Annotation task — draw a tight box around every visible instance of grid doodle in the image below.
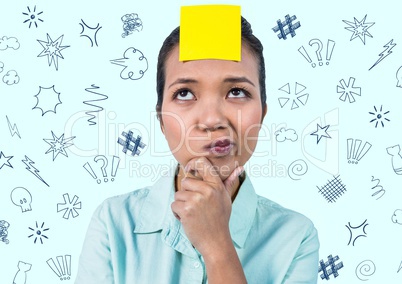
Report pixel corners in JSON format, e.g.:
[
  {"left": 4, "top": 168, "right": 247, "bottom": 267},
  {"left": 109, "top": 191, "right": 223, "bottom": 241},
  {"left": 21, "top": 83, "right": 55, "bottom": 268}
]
[
  {"left": 318, "top": 254, "right": 344, "bottom": 280},
  {"left": 317, "top": 175, "right": 347, "bottom": 203},
  {"left": 272, "top": 14, "right": 300, "bottom": 40},
  {"left": 118, "top": 130, "right": 146, "bottom": 156}
]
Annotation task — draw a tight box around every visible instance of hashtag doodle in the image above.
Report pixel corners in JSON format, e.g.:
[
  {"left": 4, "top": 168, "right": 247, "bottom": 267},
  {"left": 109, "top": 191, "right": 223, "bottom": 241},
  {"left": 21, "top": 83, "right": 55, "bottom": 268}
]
[
  {"left": 317, "top": 175, "right": 347, "bottom": 203},
  {"left": 272, "top": 14, "right": 301, "bottom": 40},
  {"left": 117, "top": 130, "right": 146, "bottom": 156},
  {"left": 318, "top": 255, "right": 344, "bottom": 280}
]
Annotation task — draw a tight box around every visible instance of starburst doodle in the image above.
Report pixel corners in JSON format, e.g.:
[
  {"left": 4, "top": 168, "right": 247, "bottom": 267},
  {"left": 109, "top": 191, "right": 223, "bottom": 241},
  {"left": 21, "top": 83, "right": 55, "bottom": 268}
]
[
  {"left": 343, "top": 15, "right": 375, "bottom": 45},
  {"left": 22, "top": 5, "right": 44, "bottom": 28},
  {"left": 37, "top": 34, "right": 70, "bottom": 70},
  {"left": 369, "top": 105, "right": 390, "bottom": 128},
  {"left": 44, "top": 131, "right": 76, "bottom": 161},
  {"left": 28, "top": 221, "right": 49, "bottom": 244}
]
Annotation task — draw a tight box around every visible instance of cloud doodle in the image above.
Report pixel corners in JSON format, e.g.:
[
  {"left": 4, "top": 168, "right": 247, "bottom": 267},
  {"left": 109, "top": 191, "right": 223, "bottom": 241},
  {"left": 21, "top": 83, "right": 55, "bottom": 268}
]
[
  {"left": 0, "top": 36, "right": 20, "bottom": 50},
  {"left": 2, "top": 70, "right": 20, "bottom": 85},
  {"left": 110, "top": 47, "right": 148, "bottom": 80}
]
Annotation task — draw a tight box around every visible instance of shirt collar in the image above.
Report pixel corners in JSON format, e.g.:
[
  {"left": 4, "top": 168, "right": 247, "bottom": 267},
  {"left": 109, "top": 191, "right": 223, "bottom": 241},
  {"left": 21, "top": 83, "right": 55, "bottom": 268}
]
[{"left": 133, "top": 163, "right": 258, "bottom": 248}]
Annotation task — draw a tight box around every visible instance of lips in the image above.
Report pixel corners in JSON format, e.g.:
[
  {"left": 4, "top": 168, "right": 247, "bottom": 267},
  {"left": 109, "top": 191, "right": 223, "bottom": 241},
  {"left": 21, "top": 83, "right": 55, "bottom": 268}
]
[{"left": 204, "top": 138, "right": 234, "bottom": 155}]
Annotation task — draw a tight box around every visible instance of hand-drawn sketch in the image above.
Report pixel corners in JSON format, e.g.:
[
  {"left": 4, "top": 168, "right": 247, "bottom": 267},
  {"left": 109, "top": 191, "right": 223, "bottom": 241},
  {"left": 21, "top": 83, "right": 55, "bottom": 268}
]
[
  {"left": 37, "top": 34, "right": 70, "bottom": 70},
  {"left": 318, "top": 255, "right": 344, "bottom": 280},
  {"left": 11, "top": 187, "right": 33, "bottom": 212},
  {"left": 346, "top": 138, "right": 372, "bottom": 164},
  {"left": 0, "top": 36, "right": 20, "bottom": 50},
  {"left": 391, "top": 209, "right": 402, "bottom": 225},
  {"left": 275, "top": 127, "right": 298, "bottom": 142},
  {"left": 346, "top": 219, "right": 368, "bottom": 246},
  {"left": 277, "top": 82, "right": 309, "bottom": 110},
  {"left": 337, "top": 77, "right": 361, "bottom": 103},
  {"left": 28, "top": 221, "right": 49, "bottom": 244},
  {"left": 83, "top": 84, "right": 108, "bottom": 126},
  {"left": 370, "top": 176, "right": 385, "bottom": 200},
  {"left": 2, "top": 70, "right": 19, "bottom": 85},
  {"left": 342, "top": 15, "right": 375, "bottom": 45},
  {"left": 22, "top": 5, "right": 43, "bottom": 28},
  {"left": 6, "top": 115, "right": 21, "bottom": 138},
  {"left": 57, "top": 193, "right": 82, "bottom": 219},
  {"left": 110, "top": 47, "right": 148, "bottom": 80},
  {"left": 84, "top": 155, "right": 121, "bottom": 183},
  {"left": 32, "top": 85, "right": 62, "bottom": 116},
  {"left": 299, "top": 38, "right": 335, "bottom": 67},
  {"left": 386, "top": 145, "right": 402, "bottom": 175},
  {"left": 0, "top": 220, "right": 10, "bottom": 244},
  {"left": 0, "top": 151, "right": 13, "bottom": 170},
  {"left": 272, "top": 14, "right": 300, "bottom": 40},
  {"left": 369, "top": 105, "right": 390, "bottom": 127},
  {"left": 47, "top": 255, "right": 72, "bottom": 280},
  {"left": 396, "top": 66, "right": 402, "bottom": 88},
  {"left": 0, "top": 61, "right": 3, "bottom": 72},
  {"left": 310, "top": 124, "right": 331, "bottom": 144},
  {"left": 118, "top": 130, "right": 146, "bottom": 156},
  {"left": 369, "top": 39, "right": 396, "bottom": 71},
  {"left": 13, "top": 261, "right": 32, "bottom": 284},
  {"left": 121, "top": 13, "right": 143, "bottom": 37},
  {"left": 355, "top": 260, "right": 376, "bottom": 281},
  {"left": 398, "top": 261, "right": 402, "bottom": 273},
  {"left": 79, "top": 19, "right": 102, "bottom": 47},
  {"left": 288, "top": 159, "right": 308, "bottom": 180},
  {"left": 22, "top": 155, "right": 49, "bottom": 187},
  {"left": 317, "top": 175, "right": 347, "bottom": 203},
  {"left": 43, "top": 131, "right": 76, "bottom": 161}
]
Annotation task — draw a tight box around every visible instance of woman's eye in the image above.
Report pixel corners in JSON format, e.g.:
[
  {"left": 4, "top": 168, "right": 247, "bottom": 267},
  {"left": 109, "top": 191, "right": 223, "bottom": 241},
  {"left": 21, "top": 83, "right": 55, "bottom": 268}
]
[
  {"left": 228, "top": 88, "right": 247, "bottom": 98},
  {"left": 175, "top": 90, "right": 195, "bottom": 100}
]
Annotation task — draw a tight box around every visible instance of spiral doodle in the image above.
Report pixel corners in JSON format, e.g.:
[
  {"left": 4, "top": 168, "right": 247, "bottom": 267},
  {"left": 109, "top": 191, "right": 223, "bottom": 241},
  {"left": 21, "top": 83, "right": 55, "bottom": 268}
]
[
  {"left": 288, "top": 159, "right": 308, "bottom": 180},
  {"left": 355, "top": 260, "right": 376, "bottom": 281}
]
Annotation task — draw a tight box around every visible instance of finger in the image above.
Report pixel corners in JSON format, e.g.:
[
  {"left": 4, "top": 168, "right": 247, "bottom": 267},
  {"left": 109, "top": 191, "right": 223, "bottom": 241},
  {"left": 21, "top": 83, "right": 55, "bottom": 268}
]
[
  {"left": 184, "top": 157, "right": 221, "bottom": 185},
  {"left": 223, "top": 165, "right": 244, "bottom": 194}
]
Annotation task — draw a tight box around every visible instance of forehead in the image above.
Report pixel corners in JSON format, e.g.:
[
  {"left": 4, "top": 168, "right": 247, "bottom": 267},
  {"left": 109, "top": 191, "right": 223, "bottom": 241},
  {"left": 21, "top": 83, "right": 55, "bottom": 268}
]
[{"left": 164, "top": 44, "right": 259, "bottom": 84}]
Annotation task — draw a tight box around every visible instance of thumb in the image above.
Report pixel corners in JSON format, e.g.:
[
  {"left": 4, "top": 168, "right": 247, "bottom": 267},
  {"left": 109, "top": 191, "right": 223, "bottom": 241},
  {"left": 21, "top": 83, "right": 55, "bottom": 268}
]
[{"left": 223, "top": 166, "right": 244, "bottom": 193}]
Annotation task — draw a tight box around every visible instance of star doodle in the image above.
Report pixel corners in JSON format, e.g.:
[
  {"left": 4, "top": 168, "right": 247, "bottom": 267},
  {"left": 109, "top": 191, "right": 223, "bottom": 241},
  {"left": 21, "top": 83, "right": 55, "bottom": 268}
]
[
  {"left": 44, "top": 131, "right": 76, "bottom": 161},
  {"left": 37, "top": 34, "right": 70, "bottom": 70},
  {"left": 343, "top": 15, "right": 375, "bottom": 45},
  {"left": 0, "top": 151, "right": 14, "bottom": 170},
  {"left": 310, "top": 124, "right": 331, "bottom": 144}
]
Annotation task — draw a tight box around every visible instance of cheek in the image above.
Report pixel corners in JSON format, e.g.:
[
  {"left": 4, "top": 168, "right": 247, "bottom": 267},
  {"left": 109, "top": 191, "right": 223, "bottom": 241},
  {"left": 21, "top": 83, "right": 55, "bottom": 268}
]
[
  {"left": 238, "top": 109, "right": 263, "bottom": 151},
  {"left": 162, "top": 114, "right": 185, "bottom": 148}
]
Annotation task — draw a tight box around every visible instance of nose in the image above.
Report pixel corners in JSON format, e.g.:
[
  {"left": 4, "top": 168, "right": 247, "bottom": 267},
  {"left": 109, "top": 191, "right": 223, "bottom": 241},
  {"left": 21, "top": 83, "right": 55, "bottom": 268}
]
[{"left": 196, "top": 96, "right": 228, "bottom": 131}]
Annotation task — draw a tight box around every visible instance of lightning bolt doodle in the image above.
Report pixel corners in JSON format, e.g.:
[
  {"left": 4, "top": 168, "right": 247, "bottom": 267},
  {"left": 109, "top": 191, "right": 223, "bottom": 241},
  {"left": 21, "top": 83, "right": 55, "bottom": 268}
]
[
  {"left": 83, "top": 84, "right": 108, "bottom": 126},
  {"left": 6, "top": 115, "right": 21, "bottom": 138},
  {"left": 369, "top": 39, "right": 396, "bottom": 71},
  {"left": 22, "top": 156, "right": 49, "bottom": 187}
]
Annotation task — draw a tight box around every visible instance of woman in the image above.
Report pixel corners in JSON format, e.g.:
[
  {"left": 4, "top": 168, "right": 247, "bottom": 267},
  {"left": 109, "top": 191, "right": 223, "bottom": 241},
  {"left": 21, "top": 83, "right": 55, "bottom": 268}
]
[{"left": 75, "top": 16, "right": 319, "bottom": 284}]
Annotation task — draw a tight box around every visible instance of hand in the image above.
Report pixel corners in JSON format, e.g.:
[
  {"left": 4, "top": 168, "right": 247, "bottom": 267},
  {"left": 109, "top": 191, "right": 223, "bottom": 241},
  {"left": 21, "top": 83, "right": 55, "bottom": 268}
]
[{"left": 171, "top": 157, "right": 244, "bottom": 256}]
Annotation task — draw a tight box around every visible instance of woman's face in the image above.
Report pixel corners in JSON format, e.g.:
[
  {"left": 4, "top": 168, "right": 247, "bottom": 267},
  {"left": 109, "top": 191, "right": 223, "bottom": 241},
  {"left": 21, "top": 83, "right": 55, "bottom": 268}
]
[{"left": 161, "top": 44, "right": 267, "bottom": 180}]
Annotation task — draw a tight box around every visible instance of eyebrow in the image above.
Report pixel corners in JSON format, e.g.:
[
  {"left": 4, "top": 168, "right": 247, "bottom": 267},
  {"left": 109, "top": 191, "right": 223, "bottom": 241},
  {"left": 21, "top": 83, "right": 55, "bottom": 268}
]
[{"left": 168, "top": 76, "right": 255, "bottom": 89}]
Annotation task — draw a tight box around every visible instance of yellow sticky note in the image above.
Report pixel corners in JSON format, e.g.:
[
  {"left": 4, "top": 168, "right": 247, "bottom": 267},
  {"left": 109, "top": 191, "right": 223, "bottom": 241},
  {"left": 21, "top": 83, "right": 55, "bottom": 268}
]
[{"left": 180, "top": 5, "right": 241, "bottom": 61}]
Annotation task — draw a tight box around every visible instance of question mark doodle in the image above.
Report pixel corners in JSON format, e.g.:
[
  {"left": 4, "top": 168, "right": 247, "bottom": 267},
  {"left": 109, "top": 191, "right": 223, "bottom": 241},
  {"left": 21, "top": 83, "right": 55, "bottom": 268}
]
[
  {"left": 309, "top": 39, "right": 323, "bottom": 67},
  {"left": 94, "top": 155, "right": 108, "bottom": 183}
]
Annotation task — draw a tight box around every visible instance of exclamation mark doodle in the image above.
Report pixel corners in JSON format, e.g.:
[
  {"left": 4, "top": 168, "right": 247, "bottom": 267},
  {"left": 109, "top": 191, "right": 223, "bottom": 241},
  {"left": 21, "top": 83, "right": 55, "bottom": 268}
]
[
  {"left": 94, "top": 155, "right": 108, "bottom": 183},
  {"left": 298, "top": 46, "right": 313, "bottom": 66},
  {"left": 46, "top": 254, "right": 72, "bottom": 280},
  {"left": 111, "top": 156, "right": 120, "bottom": 181},
  {"left": 83, "top": 162, "right": 97, "bottom": 181},
  {"left": 326, "top": 39, "right": 336, "bottom": 65}
]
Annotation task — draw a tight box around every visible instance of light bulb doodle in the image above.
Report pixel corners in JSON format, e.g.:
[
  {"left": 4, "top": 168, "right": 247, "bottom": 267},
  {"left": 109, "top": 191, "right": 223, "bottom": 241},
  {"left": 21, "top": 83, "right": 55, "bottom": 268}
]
[
  {"left": 346, "top": 138, "right": 372, "bottom": 164},
  {"left": 0, "top": 151, "right": 13, "bottom": 170},
  {"left": 32, "top": 85, "right": 62, "bottom": 116},
  {"left": 310, "top": 124, "right": 331, "bottom": 144},
  {"left": 277, "top": 82, "right": 309, "bottom": 110},
  {"left": 6, "top": 115, "right": 21, "bottom": 138},
  {"left": 13, "top": 261, "right": 32, "bottom": 284},
  {"left": 369, "top": 105, "right": 390, "bottom": 128},
  {"left": 0, "top": 36, "right": 20, "bottom": 50},
  {"left": 43, "top": 131, "right": 76, "bottom": 161},
  {"left": 386, "top": 145, "right": 402, "bottom": 175},
  {"left": 110, "top": 47, "right": 148, "bottom": 80},
  {"left": 288, "top": 159, "right": 308, "bottom": 180},
  {"left": 57, "top": 193, "right": 82, "bottom": 219},
  {"left": 28, "top": 221, "right": 49, "bottom": 244},
  {"left": 79, "top": 19, "right": 102, "bottom": 47},
  {"left": 37, "top": 34, "right": 70, "bottom": 71},
  {"left": 346, "top": 219, "right": 368, "bottom": 246},
  {"left": 121, "top": 13, "right": 143, "bottom": 38},
  {"left": 343, "top": 15, "right": 375, "bottom": 45},
  {"left": 337, "top": 77, "right": 361, "bottom": 103},
  {"left": 84, "top": 155, "right": 121, "bottom": 184},
  {"left": 11, "top": 187, "right": 32, "bottom": 212},
  {"left": 369, "top": 39, "right": 396, "bottom": 71},
  {"left": 118, "top": 130, "right": 146, "bottom": 156},
  {"left": 22, "top": 5, "right": 43, "bottom": 28},
  {"left": 47, "top": 254, "right": 72, "bottom": 280},
  {"left": 83, "top": 84, "right": 108, "bottom": 126},
  {"left": 299, "top": 38, "right": 335, "bottom": 67},
  {"left": 0, "top": 220, "right": 10, "bottom": 244},
  {"left": 22, "top": 155, "right": 49, "bottom": 187}
]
